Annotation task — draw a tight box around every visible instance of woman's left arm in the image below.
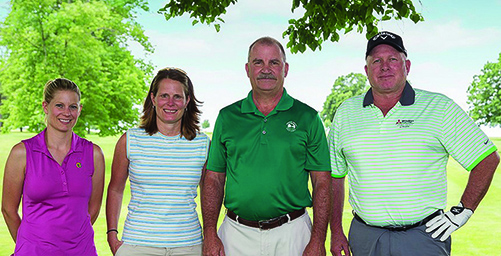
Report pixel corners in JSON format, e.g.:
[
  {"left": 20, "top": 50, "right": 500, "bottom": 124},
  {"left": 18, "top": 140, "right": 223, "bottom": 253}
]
[
  {"left": 1, "top": 142, "right": 27, "bottom": 242},
  {"left": 89, "top": 144, "right": 105, "bottom": 224}
]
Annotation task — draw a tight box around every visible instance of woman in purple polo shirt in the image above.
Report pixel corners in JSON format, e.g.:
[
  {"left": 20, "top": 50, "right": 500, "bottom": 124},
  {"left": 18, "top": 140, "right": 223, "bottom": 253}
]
[{"left": 1, "top": 78, "right": 105, "bottom": 256}]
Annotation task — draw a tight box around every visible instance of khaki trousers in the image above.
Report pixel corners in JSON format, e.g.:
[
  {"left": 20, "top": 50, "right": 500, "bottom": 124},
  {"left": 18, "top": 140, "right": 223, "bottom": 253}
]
[
  {"left": 217, "top": 212, "right": 312, "bottom": 256},
  {"left": 115, "top": 243, "right": 202, "bottom": 256}
]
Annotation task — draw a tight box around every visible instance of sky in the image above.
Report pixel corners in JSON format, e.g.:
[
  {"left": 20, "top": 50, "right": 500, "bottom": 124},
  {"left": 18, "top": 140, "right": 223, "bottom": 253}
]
[{"left": 1, "top": 0, "right": 501, "bottom": 136}]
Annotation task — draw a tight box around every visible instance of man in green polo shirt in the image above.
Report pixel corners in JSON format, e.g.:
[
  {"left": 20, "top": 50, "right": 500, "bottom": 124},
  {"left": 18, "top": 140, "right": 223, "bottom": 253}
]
[
  {"left": 329, "top": 31, "right": 500, "bottom": 256},
  {"left": 202, "top": 36, "right": 331, "bottom": 256}
]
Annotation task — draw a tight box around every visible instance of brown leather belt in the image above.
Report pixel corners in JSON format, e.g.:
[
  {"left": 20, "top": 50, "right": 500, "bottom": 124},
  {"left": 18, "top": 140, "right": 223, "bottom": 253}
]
[
  {"left": 227, "top": 208, "right": 305, "bottom": 230},
  {"left": 353, "top": 210, "right": 443, "bottom": 231}
]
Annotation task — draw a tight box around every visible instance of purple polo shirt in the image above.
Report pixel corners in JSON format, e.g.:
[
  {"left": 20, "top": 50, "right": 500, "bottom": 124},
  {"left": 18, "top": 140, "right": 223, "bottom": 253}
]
[{"left": 14, "top": 129, "right": 97, "bottom": 256}]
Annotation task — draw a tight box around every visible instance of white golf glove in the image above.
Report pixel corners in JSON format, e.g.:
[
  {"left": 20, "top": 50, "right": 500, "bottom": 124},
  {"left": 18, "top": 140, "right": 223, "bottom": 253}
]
[{"left": 425, "top": 202, "right": 473, "bottom": 241}]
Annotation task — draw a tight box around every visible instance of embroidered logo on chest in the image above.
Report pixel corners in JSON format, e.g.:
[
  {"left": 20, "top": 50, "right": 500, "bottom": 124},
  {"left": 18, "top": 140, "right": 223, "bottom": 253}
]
[
  {"left": 286, "top": 121, "right": 297, "bottom": 132},
  {"left": 396, "top": 119, "right": 414, "bottom": 128}
]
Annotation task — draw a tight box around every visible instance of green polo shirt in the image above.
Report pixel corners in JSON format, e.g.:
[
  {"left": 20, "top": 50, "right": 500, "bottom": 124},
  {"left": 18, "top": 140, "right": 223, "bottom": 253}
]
[
  {"left": 329, "top": 82, "right": 497, "bottom": 226},
  {"left": 207, "top": 89, "right": 330, "bottom": 221}
]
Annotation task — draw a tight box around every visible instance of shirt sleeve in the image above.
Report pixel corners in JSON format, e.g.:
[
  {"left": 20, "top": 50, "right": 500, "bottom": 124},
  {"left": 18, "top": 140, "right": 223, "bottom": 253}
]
[
  {"left": 206, "top": 111, "right": 227, "bottom": 173},
  {"left": 305, "top": 113, "right": 331, "bottom": 172},
  {"left": 329, "top": 108, "right": 348, "bottom": 178},
  {"left": 441, "top": 98, "right": 497, "bottom": 171}
]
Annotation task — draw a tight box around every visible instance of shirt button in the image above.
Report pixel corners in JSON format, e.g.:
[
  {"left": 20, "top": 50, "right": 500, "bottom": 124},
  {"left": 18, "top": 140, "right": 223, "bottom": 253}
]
[
  {"left": 263, "top": 118, "right": 267, "bottom": 123},
  {"left": 262, "top": 130, "right": 266, "bottom": 135}
]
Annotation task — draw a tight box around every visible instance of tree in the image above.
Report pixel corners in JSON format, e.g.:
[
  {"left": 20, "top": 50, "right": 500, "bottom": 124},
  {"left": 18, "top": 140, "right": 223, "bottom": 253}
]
[
  {"left": 202, "top": 119, "right": 210, "bottom": 129},
  {"left": 0, "top": 0, "right": 153, "bottom": 136},
  {"left": 321, "top": 73, "right": 368, "bottom": 127},
  {"left": 467, "top": 52, "right": 501, "bottom": 127},
  {"left": 158, "top": 0, "right": 423, "bottom": 53}
]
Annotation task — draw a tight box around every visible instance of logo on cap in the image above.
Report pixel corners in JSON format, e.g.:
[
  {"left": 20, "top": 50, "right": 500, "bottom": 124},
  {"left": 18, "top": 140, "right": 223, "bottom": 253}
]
[{"left": 372, "top": 31, "right": 396, "bottom": 41}]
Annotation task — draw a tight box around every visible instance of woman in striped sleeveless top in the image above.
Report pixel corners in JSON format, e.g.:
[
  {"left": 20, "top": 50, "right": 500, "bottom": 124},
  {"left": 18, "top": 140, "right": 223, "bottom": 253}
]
[{"left": 106, "top": 68, "right": 210, "bottom": 256}]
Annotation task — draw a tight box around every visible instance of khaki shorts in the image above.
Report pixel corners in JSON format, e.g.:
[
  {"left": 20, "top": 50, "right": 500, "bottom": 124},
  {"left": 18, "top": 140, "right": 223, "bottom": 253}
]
[{"left": 115, "top": 243, "right": 202, "bottom": 256}]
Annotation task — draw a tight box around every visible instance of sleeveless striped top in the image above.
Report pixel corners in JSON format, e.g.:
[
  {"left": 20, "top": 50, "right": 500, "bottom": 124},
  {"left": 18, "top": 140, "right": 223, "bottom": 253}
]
[{"left": 122, "top": 128, "right": 210, "bottom": 247}]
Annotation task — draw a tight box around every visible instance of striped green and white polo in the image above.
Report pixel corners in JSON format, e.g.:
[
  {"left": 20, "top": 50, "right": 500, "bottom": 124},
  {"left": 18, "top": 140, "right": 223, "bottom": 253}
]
[{"left": 329, "top": 82, "right": 497, "bottom": 226}]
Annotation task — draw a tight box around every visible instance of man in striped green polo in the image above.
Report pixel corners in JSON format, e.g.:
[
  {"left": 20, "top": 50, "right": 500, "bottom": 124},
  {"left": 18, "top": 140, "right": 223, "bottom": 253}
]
[{"left": 329, "top": 31, "right": 500, "bottom": 256}]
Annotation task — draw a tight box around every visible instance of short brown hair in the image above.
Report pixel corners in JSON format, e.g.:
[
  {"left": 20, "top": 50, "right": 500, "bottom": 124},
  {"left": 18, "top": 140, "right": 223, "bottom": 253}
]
[{"left": 248, "top": 36, "right": 287, "bottom": 62}]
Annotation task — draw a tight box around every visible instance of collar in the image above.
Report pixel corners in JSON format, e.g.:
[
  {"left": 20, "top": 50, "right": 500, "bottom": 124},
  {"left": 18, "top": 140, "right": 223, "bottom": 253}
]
[
  {"left": 241, "top": 88, "right": 294, "bottom": 115},
  {"left": 363, "top": 81, "right": 415, "bottom": 107},
  {"left": 31, "top": 129, "right": 82, "bottom": 156}
]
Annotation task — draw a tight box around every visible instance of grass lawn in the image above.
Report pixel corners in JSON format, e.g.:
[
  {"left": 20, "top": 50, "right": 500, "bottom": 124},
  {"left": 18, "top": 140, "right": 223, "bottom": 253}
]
[{"left": 0, "top": 132, "right": 500, "bottom": 255}]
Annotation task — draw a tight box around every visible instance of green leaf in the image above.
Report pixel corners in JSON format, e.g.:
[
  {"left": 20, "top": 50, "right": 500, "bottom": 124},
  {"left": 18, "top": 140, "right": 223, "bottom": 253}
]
[
  {"left": 298, "top": 43, "right": 306, "bottom": 53},
  {"left": 410, "top": 13, "right": 422, "bottom": 23}
]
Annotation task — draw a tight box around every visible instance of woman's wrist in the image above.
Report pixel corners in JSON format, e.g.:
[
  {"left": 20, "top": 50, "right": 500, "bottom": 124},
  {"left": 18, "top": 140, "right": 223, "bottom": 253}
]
[{"left": 106, "top": 229, "right": 118, "bottom": 235}]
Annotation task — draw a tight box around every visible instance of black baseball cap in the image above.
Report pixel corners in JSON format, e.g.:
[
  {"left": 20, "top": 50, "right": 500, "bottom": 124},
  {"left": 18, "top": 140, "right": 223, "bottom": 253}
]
[{"left": 366, "top": 31, "right": 407, "bottom": 58}]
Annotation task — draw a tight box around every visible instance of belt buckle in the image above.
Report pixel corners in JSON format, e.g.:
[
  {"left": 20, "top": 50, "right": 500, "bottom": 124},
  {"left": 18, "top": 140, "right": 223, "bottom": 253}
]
[
  {"left": 258, "top": 216, "right": 281, "bottom": 230},
  {"left": 385, "top": 225, "right": 408, "bottom": 231}
]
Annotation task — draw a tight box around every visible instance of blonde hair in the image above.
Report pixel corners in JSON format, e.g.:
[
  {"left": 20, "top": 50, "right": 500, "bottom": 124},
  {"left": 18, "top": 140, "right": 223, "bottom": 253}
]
[{"left": 44, "top": 78, "right": 81, "bottom": 103}]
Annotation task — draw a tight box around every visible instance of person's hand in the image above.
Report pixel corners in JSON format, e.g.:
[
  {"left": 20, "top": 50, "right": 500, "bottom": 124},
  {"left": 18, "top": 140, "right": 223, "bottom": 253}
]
[
  {"left": 107, "top": 233, "right": 124, "bottom": 255},
  {"left": 303, "top": 238, "right": 326, "bottom": 256},
  {"left": 330, "top": 231, "right": 351, "bottom": 256},
  {"left": 425, "top": 202, "right": 473, "bottom": 241},
  {"left": 202, "top": 233, "right": 225, "bottom": 256}
]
